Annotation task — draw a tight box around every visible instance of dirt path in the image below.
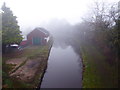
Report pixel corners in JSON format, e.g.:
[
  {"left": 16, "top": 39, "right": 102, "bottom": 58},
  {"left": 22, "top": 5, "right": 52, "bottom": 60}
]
[{"left": 10, "top": 58, "right": 42, "bottom": 83}]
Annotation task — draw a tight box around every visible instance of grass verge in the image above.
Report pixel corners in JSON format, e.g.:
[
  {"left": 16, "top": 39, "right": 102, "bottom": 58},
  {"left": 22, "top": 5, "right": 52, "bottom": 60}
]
[{"left": 80, "top": 42, "right": 118, "bottom": 88}]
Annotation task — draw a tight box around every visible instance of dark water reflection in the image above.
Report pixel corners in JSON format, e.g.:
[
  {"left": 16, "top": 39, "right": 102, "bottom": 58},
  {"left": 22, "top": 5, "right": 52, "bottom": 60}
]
[{"left": 40, "top": 40, "right": 82, "bottom": 88}]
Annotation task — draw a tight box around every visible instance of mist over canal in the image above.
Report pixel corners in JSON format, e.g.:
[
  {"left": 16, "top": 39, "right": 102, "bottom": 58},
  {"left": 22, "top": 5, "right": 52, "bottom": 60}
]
[{"left": 40, "top": 40, "right": 83, "bottom": 88}]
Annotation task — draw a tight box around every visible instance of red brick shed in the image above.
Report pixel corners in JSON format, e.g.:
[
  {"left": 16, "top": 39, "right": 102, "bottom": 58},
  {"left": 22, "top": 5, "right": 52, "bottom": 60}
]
[{"left": 27, "top": 27, "right": 49, "bottom": 45}]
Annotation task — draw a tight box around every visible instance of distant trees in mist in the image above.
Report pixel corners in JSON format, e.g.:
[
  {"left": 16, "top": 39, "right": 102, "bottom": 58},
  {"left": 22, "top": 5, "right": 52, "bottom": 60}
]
[{"left": 73, "top": 1, "right": 119, "bottom": 61}]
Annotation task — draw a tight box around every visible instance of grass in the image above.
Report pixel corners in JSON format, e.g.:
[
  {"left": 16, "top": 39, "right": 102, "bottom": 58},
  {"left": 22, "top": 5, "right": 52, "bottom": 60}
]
[
  {"left": 3, "top": 46, "right": 48, "bottom": 60},
  {"left": 80, "top": 41, "right": 118, "bottom": 88},
  {"left": 2, "top": 45, "right": 51, "bottom": 88}
]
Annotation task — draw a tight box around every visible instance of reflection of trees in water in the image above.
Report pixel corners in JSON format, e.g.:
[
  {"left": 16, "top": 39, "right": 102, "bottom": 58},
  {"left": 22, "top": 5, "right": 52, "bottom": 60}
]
[
  {"left": 53, "top": 35, "right": 81, "bottom": 56},
  {"left": 67, "top": 39, "right": 81, "bottom": 56},
  {"left": 53, "top": 34, "right": 81, "bottom": 56},
  {"left": 52, "top": 36, "right": 83, "bottom": 71},
  {"left": 53, "top": 38, "right": 70, "bottom": 49},
  {"left": 67, "top": 39, "right": 83, "bottom": 74}
]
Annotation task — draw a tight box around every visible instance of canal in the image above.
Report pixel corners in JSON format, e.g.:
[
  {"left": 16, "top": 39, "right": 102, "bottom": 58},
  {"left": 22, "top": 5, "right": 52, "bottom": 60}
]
[{"left": 40, "top": 42, "right": 82, "bottom": 88}]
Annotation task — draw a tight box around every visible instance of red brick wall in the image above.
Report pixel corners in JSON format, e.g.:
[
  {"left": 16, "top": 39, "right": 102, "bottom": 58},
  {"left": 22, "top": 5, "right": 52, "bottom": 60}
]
[{"left": 20, "top": 40, "right": 27, "bottom": 46}]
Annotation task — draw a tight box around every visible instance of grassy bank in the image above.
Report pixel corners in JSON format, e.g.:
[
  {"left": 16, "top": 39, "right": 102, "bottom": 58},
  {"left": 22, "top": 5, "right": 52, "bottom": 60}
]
[
  {"left": 2, "top": 45, "right": 51, "bottom": 88},
  {"left": 80, "top": 42, "right": 118, "bottom": 88}
]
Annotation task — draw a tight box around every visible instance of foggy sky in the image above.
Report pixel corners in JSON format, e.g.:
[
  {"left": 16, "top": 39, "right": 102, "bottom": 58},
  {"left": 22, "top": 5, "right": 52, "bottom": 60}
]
[{"left": 0, "top": 0, "right": 119, "bottom": 36}]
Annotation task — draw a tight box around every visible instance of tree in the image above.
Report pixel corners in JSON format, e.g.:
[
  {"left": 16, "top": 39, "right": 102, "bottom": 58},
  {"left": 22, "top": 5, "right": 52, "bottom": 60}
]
[
  {"left": 111, "top": 16, "right": 120, "bottom": 54},
  {"left": 82, "top": 1, "right": 118, "bottom": 47},
  {"left": 2, "top": 3, "right": 23, "bottom": 53}
]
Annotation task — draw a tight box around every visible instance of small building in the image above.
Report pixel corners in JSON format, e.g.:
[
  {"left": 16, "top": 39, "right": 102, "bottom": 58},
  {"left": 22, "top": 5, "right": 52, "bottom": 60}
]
[{"left": 27, "top": 27, "right": 49, "bottom": 45}]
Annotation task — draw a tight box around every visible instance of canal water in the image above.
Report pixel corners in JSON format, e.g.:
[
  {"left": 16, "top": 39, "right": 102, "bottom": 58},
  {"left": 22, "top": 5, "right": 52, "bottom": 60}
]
[{"left": 40, "top": 43, "right": 82, "bottom": 88}]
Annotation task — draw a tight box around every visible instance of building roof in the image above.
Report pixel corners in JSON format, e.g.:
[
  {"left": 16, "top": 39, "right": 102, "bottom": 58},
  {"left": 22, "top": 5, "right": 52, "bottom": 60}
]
[{"left": 27, "top": 27, "right": 49, "bottom": 37}]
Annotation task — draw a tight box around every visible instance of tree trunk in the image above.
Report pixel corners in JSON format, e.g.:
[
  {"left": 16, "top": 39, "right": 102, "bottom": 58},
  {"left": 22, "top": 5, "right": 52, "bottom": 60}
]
[{"left": 2, "top": 44, "right": 6, "bottom": 53}]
